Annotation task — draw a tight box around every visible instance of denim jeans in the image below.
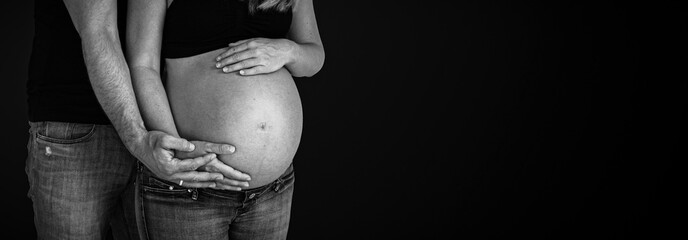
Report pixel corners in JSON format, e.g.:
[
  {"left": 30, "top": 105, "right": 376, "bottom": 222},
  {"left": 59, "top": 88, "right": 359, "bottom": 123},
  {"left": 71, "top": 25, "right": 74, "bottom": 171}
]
[
  {"left": 137, "top": 163, "right": 295, "bottom": 240},
  {"left": 25, "top": 121, "right": 140, "bottom": 240}
]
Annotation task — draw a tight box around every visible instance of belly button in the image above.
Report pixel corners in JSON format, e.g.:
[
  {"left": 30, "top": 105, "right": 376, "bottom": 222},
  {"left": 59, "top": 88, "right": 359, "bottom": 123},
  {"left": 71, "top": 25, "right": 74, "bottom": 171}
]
[{"left": 258, "top": 122, "right": 268, "bottom": 131}]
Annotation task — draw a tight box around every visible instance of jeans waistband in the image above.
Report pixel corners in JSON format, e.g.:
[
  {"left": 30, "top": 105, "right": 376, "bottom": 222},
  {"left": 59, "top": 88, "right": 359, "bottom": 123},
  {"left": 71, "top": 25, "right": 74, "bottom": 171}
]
[
  {"left": 138, "top": 162, "right": 294, "bottom": 200},
  {"left": 28, "top": 121, "right": 115, "bottom": 133}
]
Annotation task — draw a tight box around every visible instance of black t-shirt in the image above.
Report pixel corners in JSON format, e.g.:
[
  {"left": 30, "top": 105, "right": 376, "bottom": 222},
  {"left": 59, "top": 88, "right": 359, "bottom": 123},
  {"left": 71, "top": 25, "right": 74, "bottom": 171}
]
[
  {"left": 161, "top": 0, "right": 292, "bottom": 59},
  {"left": 27, "top": 0, "right": 127, "bottom": 124}
]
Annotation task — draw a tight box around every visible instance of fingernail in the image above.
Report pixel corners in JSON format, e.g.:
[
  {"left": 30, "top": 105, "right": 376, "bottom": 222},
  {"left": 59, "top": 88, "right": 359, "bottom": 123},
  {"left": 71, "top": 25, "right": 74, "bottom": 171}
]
[
  {"left": 239, "top": 70, "right": 244, "bottom": 75},
  {"left": 215, "top": 62, "right": 221, "bottom": 68},
  {"left": 246, "top": 175, "right": 251, "bottom": 181},
  {"left": 189, "top": 143, "right": 195, "bottom": 151},
  {"left": 223, "top": 145, "right": 236, "bottom": 153},
  {"left": 223, "top": 67, "right": 229, "bottom": 72},
  {"left": 216, "top": 56, "right": 221, "bottom": 61},
  {"left": 210, "top": 183, "right": 216, "bottom": 188}
]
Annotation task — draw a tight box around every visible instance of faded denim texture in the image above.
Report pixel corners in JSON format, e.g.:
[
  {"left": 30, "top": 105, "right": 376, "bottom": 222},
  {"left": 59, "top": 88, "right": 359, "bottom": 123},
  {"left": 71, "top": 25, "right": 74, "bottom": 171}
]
[
  {"left": 138, "top": 163, "right": 294, "bottom": 240},
  {"left": 26, "top": 121, "right": 139, "bottom": 240}
]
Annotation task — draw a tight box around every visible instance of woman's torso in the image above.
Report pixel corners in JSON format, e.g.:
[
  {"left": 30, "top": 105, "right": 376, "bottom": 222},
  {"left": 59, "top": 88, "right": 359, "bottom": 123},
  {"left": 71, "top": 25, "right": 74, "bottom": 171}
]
[{"left": 163, "top": 0, "right": 301, "bottom": 188}]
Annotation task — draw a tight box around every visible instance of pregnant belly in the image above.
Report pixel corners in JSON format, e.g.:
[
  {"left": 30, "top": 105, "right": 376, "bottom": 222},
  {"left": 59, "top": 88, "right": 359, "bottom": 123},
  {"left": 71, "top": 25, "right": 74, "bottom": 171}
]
[{"left": 165, "top": 49, "right": 303, "bottom": 188}]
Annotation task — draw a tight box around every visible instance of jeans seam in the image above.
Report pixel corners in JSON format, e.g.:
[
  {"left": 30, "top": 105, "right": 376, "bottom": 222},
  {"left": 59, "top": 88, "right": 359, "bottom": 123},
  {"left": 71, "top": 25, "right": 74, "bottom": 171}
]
[
  {"left": 25, "top": 131, "right": 36, "bottom": 200},
  {"left": 35, "top": 123, "right": 97, "bottom": 144},
  {"left": 136, "top": 163, "right": 150, "bottom": 240},
  {"left": 140, "top": 183, "right": 191, "bottom": 194}
]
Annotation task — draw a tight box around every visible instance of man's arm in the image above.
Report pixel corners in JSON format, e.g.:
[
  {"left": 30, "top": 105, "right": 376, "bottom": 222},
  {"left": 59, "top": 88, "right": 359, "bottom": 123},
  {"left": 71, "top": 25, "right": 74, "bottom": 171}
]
[{"left": 62, "top": 0, "right": 227, "bottom": 187}]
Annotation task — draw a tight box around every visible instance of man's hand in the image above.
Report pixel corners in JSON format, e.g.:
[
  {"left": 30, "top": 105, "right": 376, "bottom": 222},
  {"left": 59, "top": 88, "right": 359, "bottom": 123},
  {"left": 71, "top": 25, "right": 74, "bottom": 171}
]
[
  {"left": 176, "top": 141, "right": 252, "bottom": 191},
  {"left": 135, "top": 131, "right": 226, "bottom": 188}
]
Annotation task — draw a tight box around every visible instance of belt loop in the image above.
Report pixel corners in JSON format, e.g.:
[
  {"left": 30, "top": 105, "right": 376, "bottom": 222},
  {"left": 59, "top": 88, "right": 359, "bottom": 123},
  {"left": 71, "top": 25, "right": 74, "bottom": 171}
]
[
  {"left": 43, "top": 121, "right": 49, "bottom": 137},
  {"left": 274, "top": 178, "right": 283, "bottom": 192},
  {"left": 191, "top": 189, "right": 198, "bottom": 200}
]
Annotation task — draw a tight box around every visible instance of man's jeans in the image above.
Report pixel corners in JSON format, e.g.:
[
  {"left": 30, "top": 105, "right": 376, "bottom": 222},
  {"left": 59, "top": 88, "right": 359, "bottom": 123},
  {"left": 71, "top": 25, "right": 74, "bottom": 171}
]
[
  {"left": 26, "top": 121, "right": 139, "bottom": 239},
  {"left": 138, "top": 163, "right": 295, "bottom": 240}
]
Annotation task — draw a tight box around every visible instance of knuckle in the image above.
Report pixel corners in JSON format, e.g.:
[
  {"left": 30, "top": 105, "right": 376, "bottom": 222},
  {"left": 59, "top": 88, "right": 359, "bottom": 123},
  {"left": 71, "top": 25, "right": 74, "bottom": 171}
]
[
  {"left": 260, "top": 57, "right": 271, "bottom": 65},
  {"left": 160, "top": 134, "right": 173, "bottom": 143},
  {"left": 152, "top": 151, "right": 162, "bottom": 160},
  {"left": 196, "top": 158, "right": 210, "bottom": 166},
  {"left": 157, "top": 136, "right": 169, "bottom": 147},
  {"left": 230, "top": 56, "right": 241, "bottom": 63},
  {"left": 226, "top": 171, "right": 240, "bottom": 178},
  {"left": 248, "top": 68, "right": 260, "bottom": 74},
  {"left": 221, "top": 58, "right": 233, "bottom": 65},
  {"left": 228, "top": 180, "right": 240, "bottom": 185},
  {"left": 201, "top": 143, "right": 213, "bottom": 152},
  {"left": 163, "top": 167, "right": 175, "bottom": 176},
  {"left": 207, "top": 144, "right": 220, "bottom": 152},
  {"left": 236, "top": 52, "right": 247, "bottom": 60}
]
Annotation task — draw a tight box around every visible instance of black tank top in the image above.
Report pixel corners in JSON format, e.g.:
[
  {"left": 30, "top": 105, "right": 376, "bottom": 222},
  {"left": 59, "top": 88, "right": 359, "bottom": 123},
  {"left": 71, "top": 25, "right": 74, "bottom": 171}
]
[
  {"left": 27, "top": 0, "right": 128, "bottom": 124},
  {"left": 162, "top": 0, "right": 292, "bottom": 59}
]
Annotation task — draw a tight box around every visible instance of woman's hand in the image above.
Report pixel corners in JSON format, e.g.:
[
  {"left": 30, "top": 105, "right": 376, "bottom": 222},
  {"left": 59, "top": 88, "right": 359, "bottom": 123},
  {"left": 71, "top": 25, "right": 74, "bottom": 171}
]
[
  {"left": 136, "top": 131, "right": 226, "bottom": 189},
  {"left": 175, "top": 140, "right": 251, "bottom": 190},
  {"left": 200, "top": 158, "right": 251, "bottom": 191},
  {"left": 215, "top": 38, "right": 295, "bottom": 76}
]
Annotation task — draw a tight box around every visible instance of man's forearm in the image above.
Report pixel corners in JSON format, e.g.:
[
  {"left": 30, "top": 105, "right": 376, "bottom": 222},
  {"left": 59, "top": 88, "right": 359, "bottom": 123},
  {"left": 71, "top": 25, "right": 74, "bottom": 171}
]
[{"left": 81, "top": 28, "right": 147, "bottom": 156}]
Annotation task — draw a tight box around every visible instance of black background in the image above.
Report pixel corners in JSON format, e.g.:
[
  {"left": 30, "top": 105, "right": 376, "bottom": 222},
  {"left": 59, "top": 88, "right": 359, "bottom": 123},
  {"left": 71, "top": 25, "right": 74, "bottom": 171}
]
[{"left": 1, "top": 1, "right": 686, "bottom": 239}]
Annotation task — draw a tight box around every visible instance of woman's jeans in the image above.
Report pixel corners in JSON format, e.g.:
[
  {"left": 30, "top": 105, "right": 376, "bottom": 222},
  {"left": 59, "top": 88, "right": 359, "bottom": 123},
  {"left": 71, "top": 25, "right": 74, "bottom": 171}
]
[
  {"left": 25, "top": 121, "right": 139, "bottom": 239},
  {"left": 137, "top": 163, "right": 295, "bottom": 240}
]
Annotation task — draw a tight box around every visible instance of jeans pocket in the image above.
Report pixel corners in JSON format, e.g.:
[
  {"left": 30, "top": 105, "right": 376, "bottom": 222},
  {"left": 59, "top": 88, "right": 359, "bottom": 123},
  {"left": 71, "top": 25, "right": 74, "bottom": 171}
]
[
  {"left": 140, "top": 174, "right": 191, "bottom": 196},
  {"left": 35, "top": 122, "right": 96, "bottom": 144}
]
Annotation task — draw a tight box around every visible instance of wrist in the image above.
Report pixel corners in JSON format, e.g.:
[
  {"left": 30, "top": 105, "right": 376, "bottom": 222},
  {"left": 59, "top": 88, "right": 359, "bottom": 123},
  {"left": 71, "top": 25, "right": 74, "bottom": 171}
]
[
  {"left": 284, "top": 39, "right": 298, "bottom": 68},
  {"left": 121, "top": 122, "right": 149, "bottom": 160}
]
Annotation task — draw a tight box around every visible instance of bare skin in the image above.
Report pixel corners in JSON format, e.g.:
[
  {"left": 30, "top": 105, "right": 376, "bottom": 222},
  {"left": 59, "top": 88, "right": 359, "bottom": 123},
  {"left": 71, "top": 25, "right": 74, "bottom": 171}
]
[
  {"left": 127, "top": 0, "right": 324, "bottom": 189},
  {"left": 166, "top": 49, "right": 303, "bottom": 188},
  {"left": 62, "top": 0, "right": 244, "bottom": 188}
]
